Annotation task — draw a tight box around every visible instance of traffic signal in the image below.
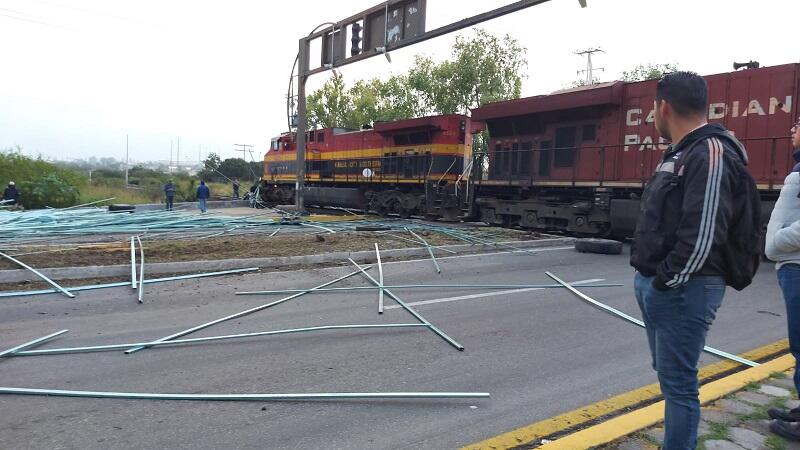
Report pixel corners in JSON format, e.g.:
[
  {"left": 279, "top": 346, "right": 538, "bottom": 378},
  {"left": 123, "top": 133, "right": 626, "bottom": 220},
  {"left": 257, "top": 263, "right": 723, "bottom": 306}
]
[{"left": 351, "top": 22, "right": 362, "bottom": 57}]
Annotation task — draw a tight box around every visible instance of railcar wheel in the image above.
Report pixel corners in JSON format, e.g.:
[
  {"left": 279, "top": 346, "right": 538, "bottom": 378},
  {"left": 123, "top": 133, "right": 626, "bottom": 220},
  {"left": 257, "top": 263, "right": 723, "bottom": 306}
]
[{"left": 574, "top": 238, "right": 623, "bottom": 255}]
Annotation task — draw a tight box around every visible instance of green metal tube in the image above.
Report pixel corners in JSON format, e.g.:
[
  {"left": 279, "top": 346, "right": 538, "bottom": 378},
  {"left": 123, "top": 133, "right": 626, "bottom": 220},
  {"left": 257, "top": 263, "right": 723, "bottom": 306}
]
[
  {"left": 0, "top": 387, "right": 490, "bottom": 401},
  {"left": 349, "top": 258, "right": 464, "bottom": 351},
  {"left": 124, "top": 266, "right": 373, "bottom": 355}
]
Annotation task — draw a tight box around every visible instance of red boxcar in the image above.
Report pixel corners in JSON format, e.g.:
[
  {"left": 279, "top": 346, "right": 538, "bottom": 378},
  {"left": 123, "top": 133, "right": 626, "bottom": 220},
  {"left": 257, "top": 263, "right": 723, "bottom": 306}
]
[{"left": 470, "top": 63, "right": 798, "bottom": 236}]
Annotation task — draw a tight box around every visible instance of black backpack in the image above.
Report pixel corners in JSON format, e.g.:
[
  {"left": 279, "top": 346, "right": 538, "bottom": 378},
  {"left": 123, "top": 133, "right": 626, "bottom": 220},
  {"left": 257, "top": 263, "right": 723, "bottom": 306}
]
[{"left": 674, "top": 134, "right": 762, "bottom": 291}]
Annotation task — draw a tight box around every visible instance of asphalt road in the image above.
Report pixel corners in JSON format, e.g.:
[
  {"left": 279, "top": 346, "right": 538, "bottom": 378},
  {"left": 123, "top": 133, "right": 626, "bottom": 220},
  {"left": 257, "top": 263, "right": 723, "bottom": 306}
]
[{"left": 0, "top": 245, "right": 789, "bottom": 450}]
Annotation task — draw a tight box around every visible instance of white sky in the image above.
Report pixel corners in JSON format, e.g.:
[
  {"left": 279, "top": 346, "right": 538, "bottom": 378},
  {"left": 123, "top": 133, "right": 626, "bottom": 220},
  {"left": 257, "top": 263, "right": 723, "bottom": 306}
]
[{"left": 0, "top": 0, "right": 796, "bottom": 164}]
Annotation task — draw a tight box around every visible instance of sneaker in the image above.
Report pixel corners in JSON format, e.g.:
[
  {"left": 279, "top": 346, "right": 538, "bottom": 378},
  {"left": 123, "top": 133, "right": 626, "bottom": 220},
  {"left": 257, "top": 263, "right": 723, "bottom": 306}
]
[
  {"left": 769, "top": 407, "right": 800, "bottom": 422},
  {"left": 770, "top": 420, "right": 800, "bottom": 441}
]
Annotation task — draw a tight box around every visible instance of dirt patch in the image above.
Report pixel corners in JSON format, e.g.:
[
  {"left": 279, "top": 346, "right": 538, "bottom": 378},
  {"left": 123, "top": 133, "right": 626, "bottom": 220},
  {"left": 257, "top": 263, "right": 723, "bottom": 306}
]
[{"left": 0, "top": 231, "right": 467, "bottom": 270}]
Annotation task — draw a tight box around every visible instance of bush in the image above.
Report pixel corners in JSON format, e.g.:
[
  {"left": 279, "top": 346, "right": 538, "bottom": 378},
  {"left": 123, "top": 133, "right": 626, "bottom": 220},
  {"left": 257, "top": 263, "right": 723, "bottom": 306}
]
[{"left": 19, "top": 174, "right": 81, "bottom": 208}]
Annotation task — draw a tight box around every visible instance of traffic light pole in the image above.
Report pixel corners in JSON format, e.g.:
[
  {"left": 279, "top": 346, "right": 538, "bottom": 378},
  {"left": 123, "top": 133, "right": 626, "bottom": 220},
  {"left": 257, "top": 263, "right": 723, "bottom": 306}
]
[
  {"left": 292, "top": 0, "right": 586, "bottom": 213},
  {"left": 295, "top": 38, "right": 309, "bottom": 213}
]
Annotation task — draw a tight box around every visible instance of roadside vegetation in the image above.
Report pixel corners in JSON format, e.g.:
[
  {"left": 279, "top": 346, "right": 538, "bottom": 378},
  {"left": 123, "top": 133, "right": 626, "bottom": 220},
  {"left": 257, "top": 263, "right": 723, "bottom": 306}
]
[{"left": 1, "top": 147, "right": 255, "bottom": 209}]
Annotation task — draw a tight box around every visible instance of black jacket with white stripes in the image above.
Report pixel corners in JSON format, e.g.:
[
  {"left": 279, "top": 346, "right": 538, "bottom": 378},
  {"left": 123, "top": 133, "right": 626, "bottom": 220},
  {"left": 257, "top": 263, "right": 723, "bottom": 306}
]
[{"left": 630, "top": 123, "right": 751, "bottom": 291}]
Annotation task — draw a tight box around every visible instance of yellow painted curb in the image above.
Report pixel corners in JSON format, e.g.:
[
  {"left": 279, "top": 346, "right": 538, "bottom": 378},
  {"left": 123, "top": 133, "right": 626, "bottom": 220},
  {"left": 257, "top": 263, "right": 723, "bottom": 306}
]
[
  {"left": 537, "top": 354, "right": 795, "bottom": 450},
  {"left": 463, "top": 339, "right": 788, "bottom": 450}
]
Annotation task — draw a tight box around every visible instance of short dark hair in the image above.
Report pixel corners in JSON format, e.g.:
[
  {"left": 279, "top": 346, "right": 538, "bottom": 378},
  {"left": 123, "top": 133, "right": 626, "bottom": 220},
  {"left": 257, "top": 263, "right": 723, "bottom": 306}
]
[{"left": 655, "top": 71, "right": 708, "bottom": 117}]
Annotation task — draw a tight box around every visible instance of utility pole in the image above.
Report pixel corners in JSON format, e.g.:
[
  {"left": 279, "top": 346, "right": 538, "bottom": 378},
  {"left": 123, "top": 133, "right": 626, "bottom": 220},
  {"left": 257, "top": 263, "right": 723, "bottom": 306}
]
[
  {"left": 125, "top": 134, "right": 129, "bottom": 187},
  {"left": 234, "top": 144, "right": 254, "bottom": 160},
  {"left": 176, "top": 137, "right": 180, "bottom": 173},
  {"left": 170, "top": 140, "right": 173, "bottom": 174},
  {"left": 575, "top": 48, "right": 604, "bottom": 85}
]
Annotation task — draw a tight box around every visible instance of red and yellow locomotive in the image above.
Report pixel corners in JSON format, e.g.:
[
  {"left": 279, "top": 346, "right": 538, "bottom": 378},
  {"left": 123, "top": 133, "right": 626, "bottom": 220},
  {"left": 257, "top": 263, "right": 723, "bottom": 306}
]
[{"left": 263, "top": 114, "right": 480, "bottom": 219}]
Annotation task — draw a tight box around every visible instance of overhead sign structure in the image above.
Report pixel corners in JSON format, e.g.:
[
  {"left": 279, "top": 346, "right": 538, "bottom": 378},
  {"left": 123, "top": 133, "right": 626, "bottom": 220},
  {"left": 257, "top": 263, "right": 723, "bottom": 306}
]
[{"left": 293, "top": 0, "right": 588, "bottom": 212}]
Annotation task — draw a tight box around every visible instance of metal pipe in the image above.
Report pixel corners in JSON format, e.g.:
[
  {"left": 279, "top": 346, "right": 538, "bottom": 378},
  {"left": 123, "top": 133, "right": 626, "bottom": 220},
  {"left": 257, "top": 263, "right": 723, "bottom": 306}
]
[
  {"left": 0, "top": 267, "right": 261, "bottom": 299},
  {"left": 0, "top": 330, "right": 69, "bottom": 358},
  {"left": 0, "top": 386, "right": 490, "bottom": 401},
  {"left": 17, "top": 324, "right": 431, "bottom": 357},
  {"left": 544, "top": 272, "right": 759, "bottom": 368},
  {"left": 0, "top": 250, "right": 74, "bottom": 298},
  {"left": 375, "top": 243, "right": 384, "bottom": 314},
  {"left": 385, "top": 233, "right": 457, "bottom": 254},
  {"left": 348, "top": 258, "right": 464, "bottom": 351},
  {"left": 236, "top": 283, "right": 622, "bottom": 295},
  {"left": 58, "top": 197, "right": 116, "bottom": 211},
  {"left": 136, "top": 235, "right": 144, "bottom": 303},
  {"left": 124, "top": 266, "right": 373, "bottom": 354},
  {"left": 269, "top": 228, "right": 281, "bottom": 237},
  {"left": 299, "top": 222, "right": 336, "bottom": 234},
  {"left": 407, "top": 228, "right": 441, "bottom": 274},
  {"left": 130, "top": 236, "right": 137, "bottom": 290}
]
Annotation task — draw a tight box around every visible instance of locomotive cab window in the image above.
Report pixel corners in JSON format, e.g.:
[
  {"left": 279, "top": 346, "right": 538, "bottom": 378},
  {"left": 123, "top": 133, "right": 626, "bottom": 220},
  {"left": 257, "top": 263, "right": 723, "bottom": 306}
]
[
  {"left": 317, "top": 132, "right": 325, "bottom": 142},
  {"left": 553, "top": 126, "right": 576, "bottom": 168},
  {"left": 582, "top": 124, "right": 596, "bottom": 141}
]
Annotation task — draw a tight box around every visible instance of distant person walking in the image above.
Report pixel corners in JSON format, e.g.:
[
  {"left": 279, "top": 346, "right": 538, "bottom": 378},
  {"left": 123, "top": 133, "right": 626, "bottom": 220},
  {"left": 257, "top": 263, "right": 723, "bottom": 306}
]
[
  {"left": 232, "top": 178, "right": 240, "bottom": 199},
  {"left": 196, "top": 180, "right": 210, "bottom": 213},
  {"left": 2, "top": 181, "right": 19, "bottom": 206},
  {"left": 163, "top": 179, "right": 176, "bottom": 211},
  {"left": 765, "top": 116, "right": 800, "bottom": 440},
  {"left": 630, "top": 72, "right": 761, "bottom": 450}
]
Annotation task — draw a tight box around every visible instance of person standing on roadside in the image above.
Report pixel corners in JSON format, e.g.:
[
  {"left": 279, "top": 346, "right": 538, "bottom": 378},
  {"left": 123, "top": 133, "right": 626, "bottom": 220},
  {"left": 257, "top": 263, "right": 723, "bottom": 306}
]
[
  {"left": 630, "top": 72, "right": 761, "bottom": 450},
  {"left": 232, "top": 178, "right": 240, "bottom": 199},
  {"left": 163, "top": 179, "right": 176, "bottom": 211},
  {"left": 2, "top": 181, "right": 19, "bottom": 206},
  {"left": 196, "top": 180, "right": 210, "bottom": 213},
  {"left": 765, "top": 116, "right": 800, "bottom": 440}
]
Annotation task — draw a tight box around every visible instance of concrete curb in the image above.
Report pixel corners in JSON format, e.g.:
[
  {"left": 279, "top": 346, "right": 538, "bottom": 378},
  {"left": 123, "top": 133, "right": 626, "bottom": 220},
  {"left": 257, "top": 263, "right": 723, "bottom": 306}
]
[
  {"left": 0, "top": 238, "right": 575, "bottom": 283},
  {"left": 463, "top": 338, "right": 790, "bottom": 450},
  {"left": 536, "top": 354, "right": 795, "bottom": 450}
]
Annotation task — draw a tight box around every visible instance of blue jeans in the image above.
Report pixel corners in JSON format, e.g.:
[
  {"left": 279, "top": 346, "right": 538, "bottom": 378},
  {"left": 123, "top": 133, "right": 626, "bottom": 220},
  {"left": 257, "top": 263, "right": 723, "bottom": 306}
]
[
  {"left": 778, "top": 264, "right": 800, "bottom": 397},
  {"left": 634, "top": 272, "right": 725, "bottom": 450},
  {"left": 198, "top": 198, "right": 207, "bottom": 213},
  {"left": 165, "top": 196, "right": 174, "bottom": 211}
]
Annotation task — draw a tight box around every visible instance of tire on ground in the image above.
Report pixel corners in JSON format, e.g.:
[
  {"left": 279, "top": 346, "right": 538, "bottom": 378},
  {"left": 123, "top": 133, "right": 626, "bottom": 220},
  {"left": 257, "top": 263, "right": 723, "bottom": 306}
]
[
  {"left": 108, "top": 204, "right": 136, "bottom": 212},
  {"left": 574, "top": 238, "right": 623, "bottom": 255}
]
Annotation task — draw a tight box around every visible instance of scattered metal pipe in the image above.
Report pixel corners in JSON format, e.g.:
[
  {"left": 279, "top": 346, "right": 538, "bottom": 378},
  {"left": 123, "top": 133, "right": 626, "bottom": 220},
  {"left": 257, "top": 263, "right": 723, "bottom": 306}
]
[
  {"left": 0, "top": 386, "right": 490, "bottom": 401},
  {"left": 124, "top": 266, "right": 373, "bottom": 354},
  {"left": 16, "top": 324, "right": 431, "bottom": 357},
  {"left": 136, "top": 235, "right": 144, "bottom": 303},
  {"left": 58, "top": 197, "right": 116, "bottom": 211},
  {"left": 0, "top": 267, "right": 261, "bottom": 299},
  {"left": 544, "top": 271, "right": 758, "bottom": 367},
  {"left": 130, "top": 236, "right": 137, "bottom": 290},
  {"left": 269, "top": 228, "right": 281, "bottom": 237},
  {"left": 349, "top": 258, "right": 464, "bottom": 351},
  {"left": 385, "top": 233, "right": 457, "bottom": 254},
  {"left": 407, "top": 228, "right": 441, "bottom": 274},
  {"left": 236, "top": 282, "right": 622, "bottom": 295},
  {"left": 0, "top": 330, "right": 69, "bottom": 359},
  {"left": 0, "top": 250, "right": 74, "bottom": 298},
  {"left": 375, "top": 243, "right": 384, "bottom": 314}
]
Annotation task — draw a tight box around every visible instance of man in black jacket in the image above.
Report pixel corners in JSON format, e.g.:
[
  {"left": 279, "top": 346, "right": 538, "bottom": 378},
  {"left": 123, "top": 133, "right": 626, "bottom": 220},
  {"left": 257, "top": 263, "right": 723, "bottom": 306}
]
[
  {"left": 631, "top": 72, "right": 753, "bottom": 450},
  {"left": 2, "top": 181, "right": 19, "bottom": 206}
]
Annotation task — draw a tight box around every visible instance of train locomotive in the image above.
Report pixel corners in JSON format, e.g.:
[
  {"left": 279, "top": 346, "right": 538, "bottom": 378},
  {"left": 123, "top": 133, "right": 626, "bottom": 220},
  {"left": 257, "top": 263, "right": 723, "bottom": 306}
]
[{"left": 263, "top": 62, "right": 798, "bottom": 236}]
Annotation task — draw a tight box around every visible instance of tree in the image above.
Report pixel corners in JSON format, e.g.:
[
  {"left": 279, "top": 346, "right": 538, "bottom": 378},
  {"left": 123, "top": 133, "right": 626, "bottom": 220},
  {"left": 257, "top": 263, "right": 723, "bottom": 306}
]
[
  {"left": 217, "top": 158, "right": 253, "bottom": 180},
  {"left": 621, "top": 63, "right": 679, "bottom": 82},
  {"left": 305, "top": 29, "right": 527, "bottom": 131}
]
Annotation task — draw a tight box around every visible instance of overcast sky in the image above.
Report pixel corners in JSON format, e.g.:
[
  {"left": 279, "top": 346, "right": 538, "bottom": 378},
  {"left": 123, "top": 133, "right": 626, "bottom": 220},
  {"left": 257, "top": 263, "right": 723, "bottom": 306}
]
[{"left": 0, "top": 0, "right": 796, "bottom": 164}]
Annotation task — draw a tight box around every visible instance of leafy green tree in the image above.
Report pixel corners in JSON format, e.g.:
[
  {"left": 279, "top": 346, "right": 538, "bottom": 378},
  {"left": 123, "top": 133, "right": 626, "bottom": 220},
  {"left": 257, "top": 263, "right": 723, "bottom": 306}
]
[
  {"left": 217, "top": 158, "right": 252, "bottom": 180},
  {"left": 621, "top": 63, "right": 679, "bottom": 82},
  {"left": 19, "top": 174, "right": 80, "bottom": 209}
]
